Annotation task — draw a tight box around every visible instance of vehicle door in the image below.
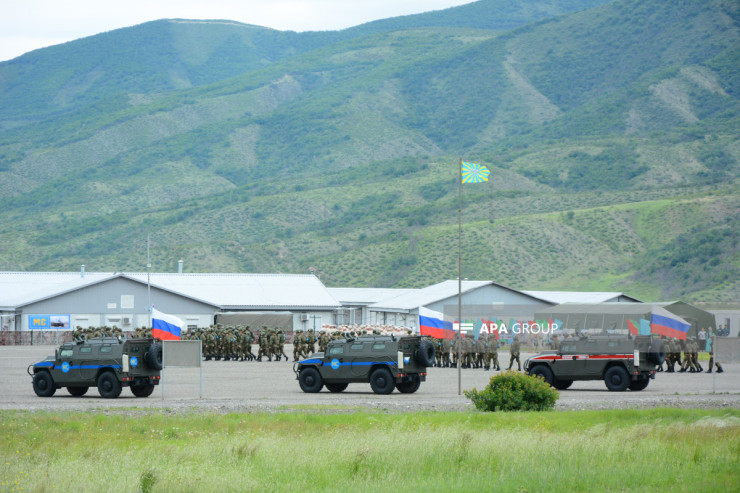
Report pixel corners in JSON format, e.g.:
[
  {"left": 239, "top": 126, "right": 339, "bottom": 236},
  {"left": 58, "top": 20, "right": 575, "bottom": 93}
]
[
  {"left": 55, "top": 347, "right": 76, "bottom": 384},
  {"left": 76, "top": 344, "right": 97, "bottom": 382},
  {"left": 322, "top": 344, "right": 351, "bottom": 381},
  {"left": 554, "top": 341, "right": 587, "bottom": 378},
  {"left": 348, "top": 342, "right": 375, "bottom": 379}
]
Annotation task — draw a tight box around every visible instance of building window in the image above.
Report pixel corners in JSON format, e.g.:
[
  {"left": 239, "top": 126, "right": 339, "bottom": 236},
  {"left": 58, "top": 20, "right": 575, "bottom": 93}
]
[{"left": 121, "top": 295, "right": 134, "bottom": 309}]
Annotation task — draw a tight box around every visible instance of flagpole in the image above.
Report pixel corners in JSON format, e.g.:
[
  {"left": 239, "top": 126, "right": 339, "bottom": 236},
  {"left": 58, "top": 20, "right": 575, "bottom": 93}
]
[
  {"left": 147, "top": 233, "right": 152, "bottom": 329},
  {"left": 458, "top": 158, "right": 462, "bottom": 396}
]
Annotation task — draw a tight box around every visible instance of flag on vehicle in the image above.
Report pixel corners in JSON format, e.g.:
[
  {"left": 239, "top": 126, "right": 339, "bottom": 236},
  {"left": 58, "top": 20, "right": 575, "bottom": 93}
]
[
  {"left": 419, "top": 306, "right": 455, "bottom": 340},
  {"left": 461, "top": 161, "right": 490, "bottom": 183},
  {"left": 151, "top": 307, "right": 184, "bottom": 340}
]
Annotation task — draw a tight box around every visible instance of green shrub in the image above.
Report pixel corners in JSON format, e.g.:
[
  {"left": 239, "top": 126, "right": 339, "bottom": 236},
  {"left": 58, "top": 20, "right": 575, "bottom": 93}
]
[{"left": 464, "top": 370, "right": 559, "bottom": 412}]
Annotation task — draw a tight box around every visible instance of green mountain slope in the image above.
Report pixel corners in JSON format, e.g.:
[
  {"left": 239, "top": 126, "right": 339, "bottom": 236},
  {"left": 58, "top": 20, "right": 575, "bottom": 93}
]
[{"left": 0, "top": 0, "right": 738, "bottom": 303}]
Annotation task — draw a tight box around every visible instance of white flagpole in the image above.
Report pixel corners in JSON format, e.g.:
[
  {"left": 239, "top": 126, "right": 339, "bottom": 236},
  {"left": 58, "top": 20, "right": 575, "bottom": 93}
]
[
  {"left": 147, "top": 233, "right": 152, "bottom": 328},
  {"left": 458, "top": 158, "right": 462, "bottom": 396}
]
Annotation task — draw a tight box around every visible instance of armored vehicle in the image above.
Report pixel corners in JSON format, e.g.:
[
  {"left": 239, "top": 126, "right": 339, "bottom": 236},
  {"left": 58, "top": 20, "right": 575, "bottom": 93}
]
[
  {"left": 28, "top": 337, "right": 163, "bottom": 398},
  {"left": 524, "top": 335, "right": 665, "bottom": 391},
  {"left": 294, "top": 335, "right": 435, "bottom": 394}
]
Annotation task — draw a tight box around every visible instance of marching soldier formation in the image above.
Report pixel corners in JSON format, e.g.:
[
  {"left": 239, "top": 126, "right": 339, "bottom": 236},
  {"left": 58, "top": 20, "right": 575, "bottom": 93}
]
[{"left": 66, "top": 324, "right": 725, "bottom": 375}]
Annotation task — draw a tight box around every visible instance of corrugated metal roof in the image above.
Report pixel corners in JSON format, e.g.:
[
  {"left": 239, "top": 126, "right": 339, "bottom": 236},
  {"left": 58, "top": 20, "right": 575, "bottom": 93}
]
[
  {"left": 368, "top": 280, "right": 494, "bottom": 311},
  {"left": 0, "top": 271, "right": 116, "bottom": 309},
  {"left": 123, "top": 273, "right": 341, "bottom": 309},
  {"left": 0, "top": 272, "right": 341, "bottom": 310},
  {"left": 327, "top": 287, "right": 418, "bottom": 305},
  {"left": 523, "top": 291, "right": 641, "bottom": 304}
]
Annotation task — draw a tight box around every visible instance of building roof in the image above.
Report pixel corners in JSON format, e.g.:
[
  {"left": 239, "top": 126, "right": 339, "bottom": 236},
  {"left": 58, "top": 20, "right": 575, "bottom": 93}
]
[
  {"left": 523, "top": 290, "right": 642, "bottom": 304},
  {"left": 0, "top": 271, "right": 116, "bottom": 310},
  {"left": 327, "top": 287, "right": 418, "bottom": 305},
  {"left": 368, "top": 280, "right": 546, "bottom": 312},
  {"left": 126, "top": 273, "right": 341, "bottom": 310},
  {"left": 0, "top": 271, "right": 341, "bottom": 311}
]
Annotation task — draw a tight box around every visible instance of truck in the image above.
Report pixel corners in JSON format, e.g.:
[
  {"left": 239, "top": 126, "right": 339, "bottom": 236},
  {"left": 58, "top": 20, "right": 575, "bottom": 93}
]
[
  {"left": 524, "top": 335, "right": 665, "bottom": 391},
  {"left": 28, "top": 337, "right": 163, "bottom": 398},
  {"left": 294, "top": 334, "right": 435, "bottom": 394}
]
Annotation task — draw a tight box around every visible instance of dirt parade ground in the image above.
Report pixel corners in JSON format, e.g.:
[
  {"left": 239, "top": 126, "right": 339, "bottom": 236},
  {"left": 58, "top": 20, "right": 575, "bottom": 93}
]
[{"left": 3, "top": 345, "right": 739, "bottom": 413}]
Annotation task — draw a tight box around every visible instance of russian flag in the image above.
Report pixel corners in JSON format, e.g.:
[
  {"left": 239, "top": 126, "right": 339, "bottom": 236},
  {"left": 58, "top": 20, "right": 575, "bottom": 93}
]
[
  {"left": 419, "top": 306, "right": 455, "bottom": 340},
  {"left": 650, "top": 311, "right": 690, "bottom": 341},
  {"left": 151, "top": 307, "right": 184, "bottom": 341}
]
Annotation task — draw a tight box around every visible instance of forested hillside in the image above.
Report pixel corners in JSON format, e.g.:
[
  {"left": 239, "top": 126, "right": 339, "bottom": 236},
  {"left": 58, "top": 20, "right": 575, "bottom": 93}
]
[{"left": 0, "top": 0, "right": 737, "bottom": 302}]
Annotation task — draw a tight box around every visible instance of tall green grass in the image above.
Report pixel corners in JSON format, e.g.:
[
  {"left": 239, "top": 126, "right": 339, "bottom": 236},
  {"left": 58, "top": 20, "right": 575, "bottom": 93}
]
[{"left": 1, "top": 408, "right": 738, "bottom": 492}]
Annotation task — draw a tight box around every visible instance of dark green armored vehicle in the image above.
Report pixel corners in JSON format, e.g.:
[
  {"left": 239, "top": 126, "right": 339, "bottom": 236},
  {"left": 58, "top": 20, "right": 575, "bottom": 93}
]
[
  {"left": 28, "top": 337, "right": 163, "bottom": 398},
  {"left": 524, "top": 335, "right": 665, "bottom": 391},
  {"left": 294, "top": 335, "right": 435, "bottom": 394}
]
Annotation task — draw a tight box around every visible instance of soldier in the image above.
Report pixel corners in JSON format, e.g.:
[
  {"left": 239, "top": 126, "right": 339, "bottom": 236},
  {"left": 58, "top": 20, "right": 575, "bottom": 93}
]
[
  {"left": 491, "top": 335, "right": 500, "bottom": 371},
  {"left": 318, "top": 330, "right": 330, "bottom": 353},
  {"left": 552, "top": 334, "right": 561, "bottom": 352},
  {"left": 480, "top": 333, "right": 492, "bottom": 371},
  {"left": 441, "top": 336, "right": 451, "bottom": 368},
  {"left": 508, "top": 335, "right": 521, "bottom": 371},
  {"left": 451, "top": 332, "right": 460, "bottom": 368},
  {"left": 706, "top": 334, "right": 724, "bottom": 373},
  {"left": 293, "top": 329, "right": 304, "bottom": 361},
  {"left": 73, "top": 326, "right": 86, "bottom": 342}
]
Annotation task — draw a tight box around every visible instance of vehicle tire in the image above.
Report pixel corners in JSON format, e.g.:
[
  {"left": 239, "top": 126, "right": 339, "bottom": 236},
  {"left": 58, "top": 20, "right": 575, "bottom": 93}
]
[
  {"left": 32, "top": 371, "right": 56, "bottom": 397},
  {"left": 298, "top": 367, "right": 323, "bottom": 393},
  {"left": 97, "top": 371, "right": 122, "bottom": 398},
  {"left": 415, "top": 340, "right": 436, "bottom": 367},
  {"left": 552, "top": 379, "right": 573, "bottom": 390},
  {"left": 325, "top": 383, "right": 348, "bottom": 393},
  {"left": 628, "top": 378, "right": 649, "bottom": 391},
  {"left": 369, "top": 368, "right": 395, "bottom": 394},
  {"left": 528, "top": 365, "right": 554, "bottom": 385},
  {"left": 131, "top": 384, "right": 155, "bottom": 397},
  {"left": 145, "top": 342, "right": 164, "bottom": 371},
  {"left": 647, "top": 339, "right": 666, "bottom": 365},
  {"left": 604, "top": 366, "right": 630, "bottom": 392},
  {"left": 396, "top": 376, "right": 421, "bottom": 394},
  {"left": 67, "top": 386, "right": 88, "bottom": 397}
]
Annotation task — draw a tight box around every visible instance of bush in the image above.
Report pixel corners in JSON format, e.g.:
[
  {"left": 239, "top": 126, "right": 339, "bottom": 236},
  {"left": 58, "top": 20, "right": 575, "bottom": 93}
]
[{"left": 464, "top": 370, "right": 558, "bottom": 412}]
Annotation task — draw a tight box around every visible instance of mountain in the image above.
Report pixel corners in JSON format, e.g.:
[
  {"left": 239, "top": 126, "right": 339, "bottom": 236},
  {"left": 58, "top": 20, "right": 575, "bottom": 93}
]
[{"left": 0, "top": 0, "right": 738, "bottom": 303}]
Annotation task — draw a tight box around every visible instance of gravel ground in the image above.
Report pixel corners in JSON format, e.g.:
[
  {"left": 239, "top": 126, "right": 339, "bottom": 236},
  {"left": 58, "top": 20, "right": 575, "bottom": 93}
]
[{"left": 3, "top": 345, "right": 739, "bottom": 413}]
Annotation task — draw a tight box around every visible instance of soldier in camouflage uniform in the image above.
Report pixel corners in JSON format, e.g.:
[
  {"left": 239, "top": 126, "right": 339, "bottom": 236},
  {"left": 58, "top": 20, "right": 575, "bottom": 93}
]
[
  {"left": 293, "top": 329, "right": 304, "bottom": 361},
  {"left": 318, "top": 330, "right": 330, "bottom": 353},
  {"left": 508, "top": 335, "right": 521, "bottom": 371}
]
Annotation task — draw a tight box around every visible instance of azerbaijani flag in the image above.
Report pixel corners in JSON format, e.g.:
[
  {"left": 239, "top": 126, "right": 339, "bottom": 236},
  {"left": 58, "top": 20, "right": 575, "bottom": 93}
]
[
  {"left": 419, "top": 306, "right": 455, "bottom": 340},
  {"left": 650, "top": 310, "right": 690, "bottom": 340},
  {"left": 151, "top": 307, "right": 184, "bottom": 340},
  {"left": 461, "top": 161, "right": 490, "bottom": 183}
]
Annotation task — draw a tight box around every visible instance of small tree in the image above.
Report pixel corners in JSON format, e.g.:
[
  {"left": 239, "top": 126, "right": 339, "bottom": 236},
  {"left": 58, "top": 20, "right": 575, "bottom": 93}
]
[{"left": 464, "top": 370, "right": 558, "bottom": 412}]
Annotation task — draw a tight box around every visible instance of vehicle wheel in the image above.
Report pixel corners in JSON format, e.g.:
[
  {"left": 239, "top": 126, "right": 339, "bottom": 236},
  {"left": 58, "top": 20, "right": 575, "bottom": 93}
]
[
  {"left": 325, "top": 383, "right": 348, "bottom": 393},
  {"left": 67, "top": 386, "right": 88, "bottom": 397},
  {"left": 145, "top": 342, "right": 164, "bottom": 370},
  {"left": 97, "top": 371, "right": 122, "bottom": 398},
  {"left": 369, "top": 368, "right": 395, "bottom": 394},
  {"left": 131, "top": 384, "right": 155, "bottom": 397},
  {"left": 298, "top": 367, "right": 323, "bottom": 393},
  {"left": 628, "top": 378, "right": 649, "bottom": 391},
  {"left": 396, "top": 376, "right": 421, "bottom": 394},
  {"left": 33, "top": 371, "right": 56, "bottom": 397},
  {"left": 552, "top": 379, "right": 573, "bottom": 390},
  {"left": 604, "top": 366, "right": 630, "bottom": 392},
  {"left": 647, "top": 339, "right": 666, "bottom": 365},
  {"left": 415, "top": 340, "right": 436, "bottom": 367},
  {"left": 528, "top": 365, "right": 554, "bottom": 385}
]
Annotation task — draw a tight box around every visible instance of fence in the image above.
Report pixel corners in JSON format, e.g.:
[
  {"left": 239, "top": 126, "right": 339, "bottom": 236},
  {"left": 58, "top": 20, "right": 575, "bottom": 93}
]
[{"left": 0, "top": 330, "right": 73, "bottom": 346}]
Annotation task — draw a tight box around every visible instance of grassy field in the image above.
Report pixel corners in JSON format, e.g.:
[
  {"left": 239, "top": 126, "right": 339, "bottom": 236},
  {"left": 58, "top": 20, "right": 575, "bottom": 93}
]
[{"left": 1, "top": 408, "right": 738, "bottom": 492}]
